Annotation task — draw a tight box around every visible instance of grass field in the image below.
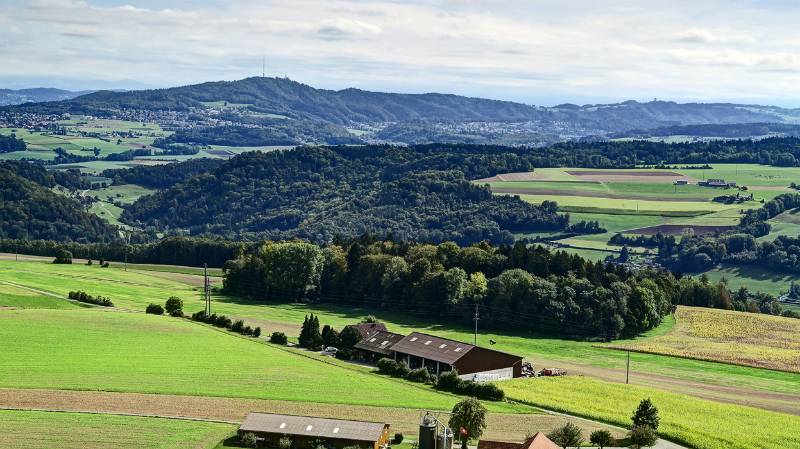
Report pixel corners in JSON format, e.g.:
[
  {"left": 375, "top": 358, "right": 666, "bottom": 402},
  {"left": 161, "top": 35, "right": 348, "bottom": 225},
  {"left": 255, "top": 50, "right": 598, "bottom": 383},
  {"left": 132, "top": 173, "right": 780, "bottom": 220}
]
[
  {"left": 0, "top": 308, "right": 523, "bottom": 412},
  {"left": 0, "top": 409, "right": 235, "bottom": 449},
  {"left": 606, "top": 307, "right": 800, "bottom": 372},
  {"left": 502, "top": 376, "right": 800, "bottom": 449},
  {"left": 1, "top": 259, "right": 798, "bottom": 415},
  {"left": 701, "top": 265, "right": 795, "bottom": 297},
  {"left": 0, "top": 282, "right": 80, "bottom": 309}
]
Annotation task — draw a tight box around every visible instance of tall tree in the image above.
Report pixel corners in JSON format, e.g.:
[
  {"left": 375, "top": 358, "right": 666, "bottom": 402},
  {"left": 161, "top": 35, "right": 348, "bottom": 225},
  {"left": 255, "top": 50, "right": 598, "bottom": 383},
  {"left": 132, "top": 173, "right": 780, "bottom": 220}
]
[{"left": 449, "top": 398, "right": 487, "bottom": 449}]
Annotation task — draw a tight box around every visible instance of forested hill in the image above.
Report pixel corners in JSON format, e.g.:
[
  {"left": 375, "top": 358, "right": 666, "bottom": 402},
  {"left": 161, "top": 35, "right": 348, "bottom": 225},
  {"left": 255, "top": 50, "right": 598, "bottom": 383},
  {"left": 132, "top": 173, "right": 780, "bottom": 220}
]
[
  {"left": 121, "top": 146, "right": 569, "bottom": 244},
  {"left": 0, "top": 162, "right": 119, "bottom": 242},
  {"left": 0, "top": 87, "right": 91, "bottom": 106},
  {"left": 8, "top": 77, "right": 800, "bottom": 130}
]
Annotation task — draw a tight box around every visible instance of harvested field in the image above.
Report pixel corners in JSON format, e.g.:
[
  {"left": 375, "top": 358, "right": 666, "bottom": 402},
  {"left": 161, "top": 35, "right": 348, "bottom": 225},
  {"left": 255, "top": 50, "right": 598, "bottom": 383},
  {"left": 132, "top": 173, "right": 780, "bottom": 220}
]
[
  {"left": 605, "top": 306, "right": 800, "bottom": 373},
  {"left": 475, "top": 171, "right": 549, "bottom": 182},
  {"left": 491, "top": 187, "right": 708, "bottom": 201},
  {"left": 623, "top": 224, "right": 734, "bottom": 235},
  {"left": 0, "top": 389, "right": 623, "bottom": 441},
  {"left": 566, "top": 170, "right": 691, "bottom": 183}
]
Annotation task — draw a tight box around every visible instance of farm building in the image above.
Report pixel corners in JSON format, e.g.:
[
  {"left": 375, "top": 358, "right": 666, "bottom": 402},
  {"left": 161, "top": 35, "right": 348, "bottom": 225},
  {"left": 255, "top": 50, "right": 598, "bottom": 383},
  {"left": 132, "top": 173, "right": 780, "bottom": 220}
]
[
  {"left": 699, "top": 178, "right": 736, "bottom": 188},
  {"left": 478, "top": 433, "right": 559, "bottom": 449},
  {"left": 390, "top": 332, "right": 523, "bottom": 381},
  {"left": 344, "top": 322, "right": 389, "bottom": 339},
  {"left": 354, "top": 330, "right": 405, "bottom": 361},
  {"left": 674, "top": 179, "right": 689, "bottom": 185},
  {"left": 238, "top": 413, "right": 390, "bottom": 449}
]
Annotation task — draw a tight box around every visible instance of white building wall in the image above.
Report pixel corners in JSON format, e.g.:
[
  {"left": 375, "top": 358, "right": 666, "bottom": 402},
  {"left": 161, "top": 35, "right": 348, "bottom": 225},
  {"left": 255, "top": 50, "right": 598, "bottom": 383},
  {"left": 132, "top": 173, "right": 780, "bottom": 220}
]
[{"left": 458, "top": 367, "right": 514, "bottom": 382}]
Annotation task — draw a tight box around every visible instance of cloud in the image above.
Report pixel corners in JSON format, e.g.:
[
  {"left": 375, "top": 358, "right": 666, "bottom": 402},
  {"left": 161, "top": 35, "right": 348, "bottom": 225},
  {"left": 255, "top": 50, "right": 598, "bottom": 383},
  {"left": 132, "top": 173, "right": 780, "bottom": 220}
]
[{"left": 1, "top": 0, "right": 800, "bottom": 106}]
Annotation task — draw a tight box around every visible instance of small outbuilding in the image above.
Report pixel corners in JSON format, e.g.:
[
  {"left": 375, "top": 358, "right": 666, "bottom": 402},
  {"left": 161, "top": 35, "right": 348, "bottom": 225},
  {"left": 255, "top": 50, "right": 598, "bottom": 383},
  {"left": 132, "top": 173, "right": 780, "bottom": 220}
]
[
  {"left": 390, "top": 332, "right": 523, "bottom": 381},
  {"left": 354, "top": 330, "right": 406, "bottom": 362},
  {"left": 344, "top": 322, "right": 389, "bottom": 339},
  {"left": 239, "top": 413, "right": 390, "bottom": 449},
  {"left": 478, "top": 433, "right": 559, "bottom": 449}
]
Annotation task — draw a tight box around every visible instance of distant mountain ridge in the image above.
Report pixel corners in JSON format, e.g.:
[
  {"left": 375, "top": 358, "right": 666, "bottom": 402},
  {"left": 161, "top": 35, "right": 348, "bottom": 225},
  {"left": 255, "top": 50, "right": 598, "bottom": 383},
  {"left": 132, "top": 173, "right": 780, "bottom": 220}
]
[
  {"left": 0, "top": 88, "right": 93, "bottom": 106},
  {"left": 5, "top": 77, "right": 800, "bottom": 145}
]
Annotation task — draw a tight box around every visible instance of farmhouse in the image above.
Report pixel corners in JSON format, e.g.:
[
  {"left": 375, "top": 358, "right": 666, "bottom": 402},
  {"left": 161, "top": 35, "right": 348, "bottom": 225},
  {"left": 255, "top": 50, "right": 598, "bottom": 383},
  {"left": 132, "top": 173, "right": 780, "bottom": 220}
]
[
  {"left": 238, "top": 413, "right": 390, "bottom": 449},
  {"left": 478, "top": 433, "right": 560, "bottom": 449},
  {"left": 344, "top": 322, "right": 389, "bottom": 339},
  {"left": 354, "top": 330, "right": 405, "bottom": 361},
  {"left": 699, "top": 178, "right": 736, "bottom": 188},
  {"left": 390, "top": 332, "right": 523, "bottom": 380}
]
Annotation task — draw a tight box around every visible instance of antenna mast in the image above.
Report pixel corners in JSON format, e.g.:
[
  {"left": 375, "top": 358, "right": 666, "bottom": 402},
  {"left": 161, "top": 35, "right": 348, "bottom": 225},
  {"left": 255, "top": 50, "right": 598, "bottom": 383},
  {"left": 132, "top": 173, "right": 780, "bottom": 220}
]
[{"left": 262, "top": 56, "right": 265, "bottom": 78}]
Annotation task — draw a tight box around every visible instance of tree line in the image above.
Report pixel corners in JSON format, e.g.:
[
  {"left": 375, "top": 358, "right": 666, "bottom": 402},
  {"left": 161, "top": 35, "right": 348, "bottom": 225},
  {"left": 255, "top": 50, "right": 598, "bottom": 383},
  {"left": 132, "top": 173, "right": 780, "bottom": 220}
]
[{"left": 0, "top": 133, "right": 26, "bottom": 153}]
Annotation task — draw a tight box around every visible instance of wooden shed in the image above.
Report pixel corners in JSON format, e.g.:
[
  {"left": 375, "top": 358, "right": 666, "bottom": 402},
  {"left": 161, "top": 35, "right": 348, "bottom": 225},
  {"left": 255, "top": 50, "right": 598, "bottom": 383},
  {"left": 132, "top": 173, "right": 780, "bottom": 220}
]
[{"left": 239, "top": 413, "right": 390, "bottom": 449}]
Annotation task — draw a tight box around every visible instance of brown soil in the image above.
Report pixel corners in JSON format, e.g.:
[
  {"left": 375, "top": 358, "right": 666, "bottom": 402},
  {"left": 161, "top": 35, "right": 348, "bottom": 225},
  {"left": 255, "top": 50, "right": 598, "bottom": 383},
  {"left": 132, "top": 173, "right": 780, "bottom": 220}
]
[
  {"left": 566, "top": 170, "right": 692, "bottom": 183},
  {"left": 490, "top": 187, "right": 708, "bottom": 202},
  {"left": 624, "top": 224, "right": 734, "bottom": 235},
  {"left": 475, "top": 171, "right": 548, "bottom": 182},
  {"left": 0, "top": 389, "right": 623, "bottom": 440}
]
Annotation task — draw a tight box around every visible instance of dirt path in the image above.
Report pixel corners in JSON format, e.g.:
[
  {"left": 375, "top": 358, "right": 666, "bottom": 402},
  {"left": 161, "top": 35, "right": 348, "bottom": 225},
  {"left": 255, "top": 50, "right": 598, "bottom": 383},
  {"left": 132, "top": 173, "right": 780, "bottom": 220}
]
[{"left": 0, "top": 389, "right": 623, "bottom": 441}]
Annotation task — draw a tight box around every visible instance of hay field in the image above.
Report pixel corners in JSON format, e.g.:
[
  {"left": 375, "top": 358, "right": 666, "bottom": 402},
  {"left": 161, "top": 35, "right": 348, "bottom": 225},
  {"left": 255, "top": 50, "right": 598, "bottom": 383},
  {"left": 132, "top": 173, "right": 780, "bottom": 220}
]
[{"left": 606, "top": 306, "right": 800, "bottom": 372}]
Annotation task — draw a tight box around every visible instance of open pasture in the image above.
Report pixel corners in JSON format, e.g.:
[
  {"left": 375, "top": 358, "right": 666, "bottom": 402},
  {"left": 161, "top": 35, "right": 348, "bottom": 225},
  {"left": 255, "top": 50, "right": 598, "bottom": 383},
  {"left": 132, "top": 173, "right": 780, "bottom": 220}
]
[
  {"left": 0, "top": 308, "right": 505, "bottom": 412},
  {"left": 606, "top": 306, "right": 800, "bottom": 373},
  {"left": 0, "top": 409, "right": 235, "bottom": 449},
  {"left": 3, "top": 259, "right": 800, "bottom": 416},
  {"left": 701, "top": 266, "right": 795, "bottom": 298},
  {"left": 0, "top": 281, "right": 80, "bottom": 309},
  {"left": 502, "top": 376, "right": 800, "bottom": 449}
]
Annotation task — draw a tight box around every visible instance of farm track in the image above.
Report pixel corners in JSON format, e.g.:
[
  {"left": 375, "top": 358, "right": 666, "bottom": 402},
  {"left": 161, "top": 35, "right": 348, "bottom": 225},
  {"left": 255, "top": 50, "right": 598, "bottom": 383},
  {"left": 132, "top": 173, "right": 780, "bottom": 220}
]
[
  {"left": 490, "top": 187, "right": 710, "bottom": 201},
  {"left": 0, "top": 389, "right": 624, "bottom": 441},
  {"left": 531, "top": 356, "right": 800, "bottom": 416}
]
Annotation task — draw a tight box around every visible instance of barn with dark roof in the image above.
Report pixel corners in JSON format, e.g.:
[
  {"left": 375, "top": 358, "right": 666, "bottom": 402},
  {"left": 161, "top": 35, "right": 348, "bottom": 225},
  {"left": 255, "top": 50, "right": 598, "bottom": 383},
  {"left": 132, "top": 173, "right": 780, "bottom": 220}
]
[
  {"left": 390, "top": 332, "right": 523, "bottom": 380},
  {"left": 353, "top": 330, "right": 405, "bottom": 361}
]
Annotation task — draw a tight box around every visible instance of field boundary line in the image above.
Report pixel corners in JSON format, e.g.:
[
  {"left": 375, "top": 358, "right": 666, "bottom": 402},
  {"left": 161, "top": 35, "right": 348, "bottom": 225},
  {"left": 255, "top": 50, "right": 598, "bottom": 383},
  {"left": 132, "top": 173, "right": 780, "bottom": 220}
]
[{"left": 0, "top": 406, "right": 240, "bottom": 425}]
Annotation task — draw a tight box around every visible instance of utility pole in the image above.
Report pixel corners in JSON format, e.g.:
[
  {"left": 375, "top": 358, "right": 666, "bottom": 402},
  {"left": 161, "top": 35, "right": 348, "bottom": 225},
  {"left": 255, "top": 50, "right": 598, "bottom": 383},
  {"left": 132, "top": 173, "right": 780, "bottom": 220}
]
[
  {"left": 626, "top": 350, "right": 631, "bottom": 384},
  {"left": 204, "top": 263, "right": 211, "bottom": 315},
  {"left": 473, "top": 302, "right": 479, "bottom": 345}
]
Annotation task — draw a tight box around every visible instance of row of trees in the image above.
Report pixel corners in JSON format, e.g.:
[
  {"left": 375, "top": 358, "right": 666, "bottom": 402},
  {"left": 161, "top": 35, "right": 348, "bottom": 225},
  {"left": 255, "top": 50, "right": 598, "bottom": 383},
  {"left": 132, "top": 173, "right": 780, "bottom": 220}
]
[
  {"left": 223, "top": 238, "right": 680, "bottom": 340},
  {"left": 0, "top": 133, "right": 26, "bottom": 153}
]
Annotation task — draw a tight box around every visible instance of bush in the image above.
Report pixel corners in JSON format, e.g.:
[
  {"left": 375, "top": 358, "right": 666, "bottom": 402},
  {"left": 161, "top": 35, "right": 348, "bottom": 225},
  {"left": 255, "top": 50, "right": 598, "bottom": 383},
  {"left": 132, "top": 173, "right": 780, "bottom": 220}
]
[
  {"left": 231, "top": 320, "right": 245, "bottom": 333},
  {"left": 270, "top": 332, "right": 288, "bottom": 345},
  {"left": 241, "top": 432, "right": 258, "bottom": 448},
  {"left": 101, "top": 262, "right": 110, "bottom": 268},
  {"left": 164, "top": 296, "right": 183, "bottom": 315},
  {"left": 86, "top": 259, "right": 93, "bottom": 265},
  {"left": 406, "top": 367, "right": 433, "bottom": 383},
  {"left": 253, "top": 327, "right": 261, "bottom": 338},
  {"left": 434, "top": 370, "right": 504, "bottom": 401},
  {"left": 377, "top": 358, "right": 400, "bottom": 376},
  {"left": 67, "top": 290, "right": 113, "bottom": 307},
  {"left": 53, "top": 249, "right": 73, "bottom": 264},
  {"left": 243, "top": 325, "right": 254, "bottom": 336},
  {"left": 628, "top": 425, "right": 658, "bottom": 449},
  {"left": 146, "top": 303, "right": 164, "bottom": 315},
  {"left": 436, "top": 370, "right": 464, "bottom": 391},
  {"left": 393, "top": 433, "right": 404, "bottom": 445},
  {"left": 278, "top": 436, "right": 293, "bottom": 449},
  {"left": 191, "top": 311, "right": 208, "bottom": 321},
  {"left": 169, "top": 309, "right": 184, "bottom": 317},
  {"left": 394, "top": 361, "right": 411, "bottom": 378},
  {"left": 589, "top": 430, "right": 613, "bottom": 449}
]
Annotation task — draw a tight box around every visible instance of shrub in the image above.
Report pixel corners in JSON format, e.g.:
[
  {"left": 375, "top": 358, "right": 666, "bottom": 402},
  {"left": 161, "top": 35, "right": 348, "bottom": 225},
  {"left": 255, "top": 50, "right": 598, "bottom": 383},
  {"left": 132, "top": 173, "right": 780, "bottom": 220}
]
[
  {"left": 393, "top": 433, "right": 404, "bottom": 445},
  {"left": 169, "top": 309, "right": 184, "bottom": 317},
  {"left": 278, "top": 436, "right": 293, "bottom": 449},
  {"left": 146, "top": 303, "right": 164, "bottom": 315},
  {"left": 434, "top": 370, "right": 504, "bottom": 401},
  {"left": 394, "top": 361, "right": 411, "bottom": 378},
  {"left": 406, "top": 367, "right": 433, "bottom": 383},
  {"left": 270, "top": 332, "right": 288, "bottom": 345},
  {"left": 243, "top": 325, "right": 254, "bottom": 336},
  {"left": 101, "top": 262, "right": 110, "bottom": 268},
  {"left": 164, "top": 296, "right": 183, "bottom": 315},
  {"left": 377, "top": 358, "right": 400, "bottom": 376},
  {"left": 589, "top": 430, "right": 613, "bottom": 449},
  {"left": 628, "top": 425, "right": 658, "bottom": 449},
  {"left": 53, "top": 249, "right": 72, "bottom": 264},
  {"left": 191, "top": 311, "right": 208, "bottom": 321},
  {"left": 86, "top": 259, "right": 93, "bottom": 265},
  {"left": 253, "top": 327, "right": 261, "bottom": 338},
  {"left": 241, "top": 432, "right": 258, "bottom": 448},
  {"left": 547, "top": 422, "right": 583, "bottom": 449},
  {"left": 67, "top": 290, "right": 114, "bottom": 307},
  {"left": 231, "top": 320, "right": 245, "bottom": 333},
  {"left": 436, "top": 370, "right": 464, "bottom": 391}
]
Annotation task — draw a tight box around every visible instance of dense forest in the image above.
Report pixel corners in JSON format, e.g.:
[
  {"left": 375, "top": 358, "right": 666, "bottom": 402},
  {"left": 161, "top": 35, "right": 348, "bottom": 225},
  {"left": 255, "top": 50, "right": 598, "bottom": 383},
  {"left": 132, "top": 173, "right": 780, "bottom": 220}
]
[
  {"left": 101, "top": 158, "right": 224, "bottom": 189},
  {"left": 153, "top": 123, "right": 363, "bottom": 147},
  {"left": 121, "top": 146, "right": 569, "bottom": 245},
  {"left": 0, "top": 236, "right": 244, "bottom": 267},
  {"left": 0, "top": 162, "right": 118, "bottom": 242},
  {"left": 0, "top": 133, "right": 26, "bottom": 153},
  {"left": 222, "top": 237, "right": 794, "bottom": 341}
]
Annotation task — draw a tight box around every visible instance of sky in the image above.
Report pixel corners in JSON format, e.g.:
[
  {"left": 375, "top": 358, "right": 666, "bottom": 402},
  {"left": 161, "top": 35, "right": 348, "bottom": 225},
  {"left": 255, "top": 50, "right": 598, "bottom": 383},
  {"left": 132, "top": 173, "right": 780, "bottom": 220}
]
[{"left": 2, "top": 0, "right": 800, "bottom": 106}]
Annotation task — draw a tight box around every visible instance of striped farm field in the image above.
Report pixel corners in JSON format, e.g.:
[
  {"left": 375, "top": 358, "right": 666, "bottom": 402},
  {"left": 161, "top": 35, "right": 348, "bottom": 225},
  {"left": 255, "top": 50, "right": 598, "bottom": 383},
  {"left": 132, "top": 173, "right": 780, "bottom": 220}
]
[
  {"left": 0, "top": 409, "right": 235, "bottom": 449},
  {"left": 605, "top": 306, "right": 800, "bottom": 373},
  {"left": 502, "top": 375, "right": 800, "bottom": 449}
]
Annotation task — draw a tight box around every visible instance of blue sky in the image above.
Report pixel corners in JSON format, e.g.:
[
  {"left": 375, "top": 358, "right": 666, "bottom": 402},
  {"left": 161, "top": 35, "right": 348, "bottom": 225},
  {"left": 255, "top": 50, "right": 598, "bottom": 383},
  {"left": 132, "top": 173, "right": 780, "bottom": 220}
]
[{"left": 2, "top": 0, "right": 800, "bottom": 106}]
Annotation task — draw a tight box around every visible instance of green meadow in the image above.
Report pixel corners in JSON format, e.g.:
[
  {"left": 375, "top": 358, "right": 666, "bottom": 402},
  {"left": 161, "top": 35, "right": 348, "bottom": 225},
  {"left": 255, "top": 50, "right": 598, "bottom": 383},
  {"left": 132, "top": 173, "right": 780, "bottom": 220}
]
[
  {"left": 0, "top": 409, "right": 235, "bottom": 449},
  {"left": 0, "top": 308, "right": 519, "bottom": 412}
]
